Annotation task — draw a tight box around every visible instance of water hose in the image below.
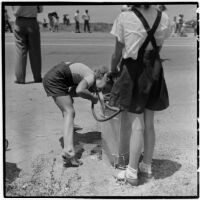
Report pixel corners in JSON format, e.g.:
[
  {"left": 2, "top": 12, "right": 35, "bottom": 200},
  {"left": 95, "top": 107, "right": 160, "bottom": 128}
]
[{"left": 91, "top": 92, "right": 122, "bottom": 122}]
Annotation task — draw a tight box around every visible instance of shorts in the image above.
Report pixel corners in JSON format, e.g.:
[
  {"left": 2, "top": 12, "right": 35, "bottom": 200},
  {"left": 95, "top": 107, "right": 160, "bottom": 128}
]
[
  {"left": 109, "top": 53, "right": 169, "bottom": 114},
  {"left": 43, "top": 62, "right": 75, "bottom": 97}
]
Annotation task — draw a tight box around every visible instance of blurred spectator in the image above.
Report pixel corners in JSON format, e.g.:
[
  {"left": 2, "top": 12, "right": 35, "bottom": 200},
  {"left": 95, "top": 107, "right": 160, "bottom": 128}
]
[
  {"left": 74, "top": 10, "right": 80, "bottom": 33},
  {"left": 171, "top": 16, "right": 178, "bottom": 37},
  {"left": 63, "top": 14, "right": 70, "bottom": 26},
  {"left": 43, "top": 18, "right": 48, "bottom": 28},
  {"left": 54, "top": 16, "right": 59, "bottom": 32},
  {"left": 48, "top": 13, "right": 54, "bottom": 32},
  {"left": 66, "top": 14, "right": 70, "bottom": 26},
  {"left": 63, "top": 15, "right": 67, "bottom": 25},
  {"left": 180, "top": 21, "right": 187, "bottom": 37},
  {"left": 191, "top": 19, "right": 197, "bottom": 36},
  {"left": 82, "top": 9, "right": 91, "bottom": 33},
  {"left": 178, "top": 14, "right": 184, "bottom": 35},
  {"left": 5, "top": 9, "right": 13, "bottom": 33}
]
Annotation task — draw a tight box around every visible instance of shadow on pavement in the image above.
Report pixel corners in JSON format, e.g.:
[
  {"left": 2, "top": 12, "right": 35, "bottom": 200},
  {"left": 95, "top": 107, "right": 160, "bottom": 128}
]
[
  {"left": 138, "top": 158, "right": 181, "bottom": 185},
  {"left": 152, "top": 158, "right": 182, "bottom": 179},
  {"left": 5, "top": 162, "right": 21, "bottom": 184}
]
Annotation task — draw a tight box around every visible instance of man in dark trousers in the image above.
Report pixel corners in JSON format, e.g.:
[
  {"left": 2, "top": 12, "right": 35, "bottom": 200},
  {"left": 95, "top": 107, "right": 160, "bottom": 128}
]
[
  {"left": 12, "top": 6, "right": 43, "bottom": 84},
  {"left": 82, "top": 9, "right": 91, "bottom": 33},
  {"left": 74, "top": 10, "right": 80, "bottom": 33}
]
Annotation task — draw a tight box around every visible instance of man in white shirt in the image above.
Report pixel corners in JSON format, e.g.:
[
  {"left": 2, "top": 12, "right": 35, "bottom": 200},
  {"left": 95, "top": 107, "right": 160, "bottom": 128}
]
[
  {"left": 74, "top": 10, "right": 80, "bottom": 33},
  {"left": 82, "top": 9, "right": 91, "bottom": 33}
]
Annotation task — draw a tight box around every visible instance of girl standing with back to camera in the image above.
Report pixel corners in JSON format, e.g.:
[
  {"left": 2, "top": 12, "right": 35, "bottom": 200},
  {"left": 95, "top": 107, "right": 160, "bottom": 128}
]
[{"left": 109, "top": 4, "right": 171, "bottom": 185}]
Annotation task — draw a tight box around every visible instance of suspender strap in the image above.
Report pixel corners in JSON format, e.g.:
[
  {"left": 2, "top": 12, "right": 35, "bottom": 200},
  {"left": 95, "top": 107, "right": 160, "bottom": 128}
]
[{"left": 131, "top": 7, "right": 162, "bottom": 57}]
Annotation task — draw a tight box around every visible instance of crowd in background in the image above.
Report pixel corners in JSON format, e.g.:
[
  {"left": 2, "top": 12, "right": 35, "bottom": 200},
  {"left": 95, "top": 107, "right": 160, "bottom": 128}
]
[
  {"left": 44, "top": 9, "right": 91, "bottom": 33},
  {"left": 4, "top": 6, "right": 198, "bottom": 36},
  {"left": 121, "top": 4, "right": 197, "bottom": 37}
]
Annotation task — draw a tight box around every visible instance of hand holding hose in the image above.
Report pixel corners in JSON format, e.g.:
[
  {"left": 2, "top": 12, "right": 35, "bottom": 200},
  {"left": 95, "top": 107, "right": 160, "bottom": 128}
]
[{"left": 91, "top": 93, "right": 98, "bottom": 104}]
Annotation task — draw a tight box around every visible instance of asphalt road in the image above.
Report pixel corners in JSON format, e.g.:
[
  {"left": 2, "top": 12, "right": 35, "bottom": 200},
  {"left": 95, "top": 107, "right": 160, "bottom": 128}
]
[{"left": 4, "top": 32, "right": 197, "bottom": 180}]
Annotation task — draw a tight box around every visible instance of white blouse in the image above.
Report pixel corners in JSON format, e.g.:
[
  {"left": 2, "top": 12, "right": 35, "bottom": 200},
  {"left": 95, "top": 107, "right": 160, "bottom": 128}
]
[{"left": 111, "top": 9, "right": 171, "bottom": 60}]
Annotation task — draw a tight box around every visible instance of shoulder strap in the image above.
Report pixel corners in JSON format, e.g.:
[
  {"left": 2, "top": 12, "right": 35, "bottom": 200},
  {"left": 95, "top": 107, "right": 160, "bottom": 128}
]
[{"left": 131, "top": 7, "right": 162, "bottom": 55}]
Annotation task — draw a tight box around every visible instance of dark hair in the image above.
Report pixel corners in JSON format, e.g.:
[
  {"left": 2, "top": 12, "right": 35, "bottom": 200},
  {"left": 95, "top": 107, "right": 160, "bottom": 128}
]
[
  {"left": 158, "top": 5, "right": 167, "bottom": 11},
  {"left": 133, "top": 4, "right": 151, "bottom": 9}
]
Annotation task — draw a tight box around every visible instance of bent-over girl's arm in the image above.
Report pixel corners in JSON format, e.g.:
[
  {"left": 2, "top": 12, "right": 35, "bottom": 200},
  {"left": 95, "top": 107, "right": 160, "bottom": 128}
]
[{"left": 76, "top": 79, "right": 98, "bottom": 104}]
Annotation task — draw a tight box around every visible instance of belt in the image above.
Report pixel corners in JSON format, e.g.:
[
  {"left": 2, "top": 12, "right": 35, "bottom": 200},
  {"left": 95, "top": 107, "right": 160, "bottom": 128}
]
[{"left": 16, "top": 16, "right": 36, "bottom": 20}]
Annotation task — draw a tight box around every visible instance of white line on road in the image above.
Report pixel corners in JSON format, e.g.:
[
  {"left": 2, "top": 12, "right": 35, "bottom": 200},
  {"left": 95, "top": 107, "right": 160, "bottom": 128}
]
[{"left": 5, "top": 42, "right": 195, "bottom": 47}]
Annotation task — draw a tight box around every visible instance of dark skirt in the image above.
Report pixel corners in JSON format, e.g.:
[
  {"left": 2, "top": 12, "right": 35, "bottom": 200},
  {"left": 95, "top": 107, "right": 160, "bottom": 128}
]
[
  {"left": 109, "top": 51, "right": 169, "bottom": 114},
  {"left": 43, "top": 62, "right": 75, "bottom": 97}
]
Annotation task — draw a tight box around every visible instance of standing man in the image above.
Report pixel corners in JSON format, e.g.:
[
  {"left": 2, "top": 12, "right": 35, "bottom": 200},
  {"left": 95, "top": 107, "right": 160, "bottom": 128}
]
[
  {"left": 178, "top": 14, "right": 184, "bottom": 35},
  {"left": 171, "top": 16, "right": 178, "bottom": 37},
  {"left": 12, "top": 6, "right": 43, "bottom": 84},
  {"left": 74, "top": 10, "right": 80, "bottom": 33},
  {"left": 66, "top": 14, "right": 70, "bottom": 26},
  {"left": 82, "top": 9, "right": 91, "bottom": 33}
]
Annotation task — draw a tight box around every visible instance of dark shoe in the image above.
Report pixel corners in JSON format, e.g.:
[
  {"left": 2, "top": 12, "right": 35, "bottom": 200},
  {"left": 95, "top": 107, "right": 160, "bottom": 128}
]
[
  {"left": 62, "top": 155, "right": 83, "bottom": 167},
  {"left": 62, "top": 151, "right": 83, "bottom": 167},
  {"left": 14, "top": 80, "right": 25, "bottom": 84}
]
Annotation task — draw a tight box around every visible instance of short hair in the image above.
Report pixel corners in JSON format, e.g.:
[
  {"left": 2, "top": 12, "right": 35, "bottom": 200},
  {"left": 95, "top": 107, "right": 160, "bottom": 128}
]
[
  {"left": 158, "top": 5, "right": 167, "bottom": 11},
  {"left": 133, "top": 4, "right": 151, "bottom": 9},
  {"left": 94, "top": 66, "right": 109, "bottom": 79},
  {"left": 94, "top": 66, "right": 114, "bottom": 90}
]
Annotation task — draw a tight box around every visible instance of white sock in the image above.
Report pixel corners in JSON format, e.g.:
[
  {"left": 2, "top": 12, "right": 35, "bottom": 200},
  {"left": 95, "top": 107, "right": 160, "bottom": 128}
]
[
  {"left": 126, "top": 165, "right": 138, "bottom": 179},
  {"left": 139, "top": 161, "right": 152, "bottom": 174}
]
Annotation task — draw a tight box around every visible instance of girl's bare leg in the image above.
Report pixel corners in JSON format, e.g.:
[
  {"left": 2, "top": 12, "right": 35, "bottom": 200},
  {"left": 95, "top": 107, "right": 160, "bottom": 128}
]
[
  {"left": 53, "top": 95, "right": 75, "bottom": 157},
  {"left": 143, "top": 109, "right": 155, "bottom": 165},
  {"left": 128, "top": 113, "right": 144, "bottom": 170}
]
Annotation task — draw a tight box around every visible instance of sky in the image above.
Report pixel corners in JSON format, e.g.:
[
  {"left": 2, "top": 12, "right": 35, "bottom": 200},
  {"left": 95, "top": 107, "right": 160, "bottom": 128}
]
[{"left": 5, "top": 3, "right": 197, "bottom": 23}]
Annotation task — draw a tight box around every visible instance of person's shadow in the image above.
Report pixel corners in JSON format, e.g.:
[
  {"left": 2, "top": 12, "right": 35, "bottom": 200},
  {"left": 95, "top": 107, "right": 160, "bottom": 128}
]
[
  {"left": 59, "top": 130, "right": 181, "bottom": 183},
  {"left": 138, "top": 158, "right": 181, "bottom": 185},
  {"left": 5, "top": 162, "right": 21, "bottom": 184}
]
